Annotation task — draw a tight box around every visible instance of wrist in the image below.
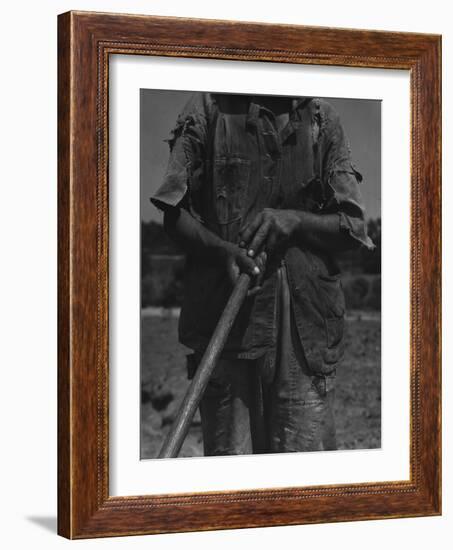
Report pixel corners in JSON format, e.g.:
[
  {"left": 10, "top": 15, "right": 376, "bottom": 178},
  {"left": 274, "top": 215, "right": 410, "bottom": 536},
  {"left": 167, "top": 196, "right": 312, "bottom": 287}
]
[{"left": 287, "top": 210, "right": 307, "bottom": 238}]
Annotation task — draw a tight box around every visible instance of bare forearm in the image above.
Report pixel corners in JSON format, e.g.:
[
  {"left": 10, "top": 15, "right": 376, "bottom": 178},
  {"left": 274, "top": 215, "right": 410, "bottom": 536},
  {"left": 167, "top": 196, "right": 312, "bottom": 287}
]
[
  {"left": 163, "top": 207, "right": 228, "bottom": 262},
  {"left": 290, "top": 211, "right": 355, "bottom": 252},
  {"left": 240, "top": 208, "right": 358, "bottom": 258},
  {"left": 163, "top": 207, "right": 264, "bottom": 290}
]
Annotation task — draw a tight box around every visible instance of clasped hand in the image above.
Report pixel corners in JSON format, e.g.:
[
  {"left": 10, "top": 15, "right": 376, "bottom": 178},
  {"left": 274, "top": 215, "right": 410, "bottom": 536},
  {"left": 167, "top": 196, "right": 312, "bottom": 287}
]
[
  {"left": 239, "top": 208, "right": 300, "bottom": 258},
  {"left": 223, "top": 209, "right": 301, "bottom": 296}
]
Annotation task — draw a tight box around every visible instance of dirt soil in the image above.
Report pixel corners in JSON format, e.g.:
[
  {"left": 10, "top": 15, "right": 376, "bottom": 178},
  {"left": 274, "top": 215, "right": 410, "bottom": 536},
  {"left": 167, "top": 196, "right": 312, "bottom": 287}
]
[{"left": 140, "top": 313, "right": 381, "bottom": 459}]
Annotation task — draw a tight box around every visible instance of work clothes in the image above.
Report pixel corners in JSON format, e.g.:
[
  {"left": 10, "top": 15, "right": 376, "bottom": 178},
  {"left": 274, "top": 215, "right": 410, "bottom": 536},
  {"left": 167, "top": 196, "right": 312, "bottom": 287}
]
[
  {"left": 151, "top": 93, "right": 374, "bottom": 378},
  {"left": 190, "top": 265, "right": 337, "bottom": 455}
]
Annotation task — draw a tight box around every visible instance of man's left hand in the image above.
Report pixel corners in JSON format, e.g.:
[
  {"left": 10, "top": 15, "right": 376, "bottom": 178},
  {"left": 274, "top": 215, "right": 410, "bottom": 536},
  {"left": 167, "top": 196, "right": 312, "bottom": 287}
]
[{"left": 238, "top": 208, "right": 302, "bottom": 258}]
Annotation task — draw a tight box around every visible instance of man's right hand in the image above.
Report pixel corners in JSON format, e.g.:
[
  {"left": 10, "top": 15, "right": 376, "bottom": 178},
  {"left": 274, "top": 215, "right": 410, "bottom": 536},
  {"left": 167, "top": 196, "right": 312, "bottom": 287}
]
[
  {"left": 163, "top": 208, "right": 266, "bottom": 295},
  {"left": 221, "top": 243, "right": 267, "bottom": 297}
]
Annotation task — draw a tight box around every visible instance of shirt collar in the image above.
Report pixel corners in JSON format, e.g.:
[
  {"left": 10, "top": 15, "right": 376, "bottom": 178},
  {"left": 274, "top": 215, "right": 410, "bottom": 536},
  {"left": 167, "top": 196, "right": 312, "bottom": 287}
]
[{"left": 246, "top": 97, "right": 311, "bottom": 140}]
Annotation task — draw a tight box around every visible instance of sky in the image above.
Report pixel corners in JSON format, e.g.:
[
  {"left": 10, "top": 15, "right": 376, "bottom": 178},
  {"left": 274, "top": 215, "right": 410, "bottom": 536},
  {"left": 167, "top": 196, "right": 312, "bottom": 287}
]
[{"left": 140, "top": 89, "right": 381, "bottom": 223}]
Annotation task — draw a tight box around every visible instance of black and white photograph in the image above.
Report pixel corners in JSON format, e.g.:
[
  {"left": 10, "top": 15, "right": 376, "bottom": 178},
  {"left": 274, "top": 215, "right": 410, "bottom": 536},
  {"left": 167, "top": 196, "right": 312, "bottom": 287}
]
[{"left": 140, "top": 89, "right": 381, "bottom": 459}]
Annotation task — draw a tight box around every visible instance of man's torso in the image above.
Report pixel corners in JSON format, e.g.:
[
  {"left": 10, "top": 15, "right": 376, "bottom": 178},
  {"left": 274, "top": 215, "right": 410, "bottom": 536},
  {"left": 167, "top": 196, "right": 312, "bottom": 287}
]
[{"left": 177, "top": 93, "right": 346, "bottom": 375}]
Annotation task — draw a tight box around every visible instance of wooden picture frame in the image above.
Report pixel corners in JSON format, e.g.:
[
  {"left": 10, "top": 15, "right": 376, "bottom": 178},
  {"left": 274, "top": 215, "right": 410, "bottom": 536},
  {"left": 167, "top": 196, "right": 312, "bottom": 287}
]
[{"left": 58, "top": 10, "right": 441, "bottom": 539}]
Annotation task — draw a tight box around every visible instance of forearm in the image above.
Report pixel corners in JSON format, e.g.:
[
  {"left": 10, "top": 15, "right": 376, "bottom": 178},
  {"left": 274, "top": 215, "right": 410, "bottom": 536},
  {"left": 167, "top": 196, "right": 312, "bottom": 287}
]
[
  {"left": 163, "top": 207, "right": 264, "bottom": 289},
  {"left": 163, "top": 207, "right": 231, "bottom": 262},
  {"left": 290, "top": 211, "right": 355, "bottom": 252},
  {"left": 239, "top": 207, "right": 360, "bottom": 258}
]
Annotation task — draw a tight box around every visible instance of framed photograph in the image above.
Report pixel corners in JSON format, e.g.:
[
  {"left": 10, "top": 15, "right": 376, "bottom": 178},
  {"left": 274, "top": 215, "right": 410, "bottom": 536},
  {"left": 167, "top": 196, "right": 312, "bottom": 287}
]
[{"left": 58, "top": 11, "right": 441, "bottom": 538}]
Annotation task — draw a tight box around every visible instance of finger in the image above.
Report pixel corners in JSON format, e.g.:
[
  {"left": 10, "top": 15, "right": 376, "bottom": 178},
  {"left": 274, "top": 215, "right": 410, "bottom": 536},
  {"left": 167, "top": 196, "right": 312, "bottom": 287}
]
[
  {"left": 256, "top": 250, "right": 267, "bottom": 278},
  {"left": 227, "top": 261, "right": 240, "bottom": 285},
  {"left": 239, "top": 213, "right": 263, "bottom": 247},
  {"left": 238, "top": 254, "right": 260, "bottom": 278},
  {"left": 254, "top": 252, "right": 265, "bottom": 277},
  {"left": 255, "top": 251, "right": 267, "bottom": 270},
  {"left": 248, "top": 221, "right": 271, "bottom": 257},
  {"left": 254, "top": 251, "right": 266, "bottom": 287}
]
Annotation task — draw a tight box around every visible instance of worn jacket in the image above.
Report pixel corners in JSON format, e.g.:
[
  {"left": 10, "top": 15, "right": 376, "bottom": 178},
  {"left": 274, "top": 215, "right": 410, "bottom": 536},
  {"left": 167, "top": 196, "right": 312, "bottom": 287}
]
[{"left": 151, "top": 93, "right": 374, "bottom": 374}]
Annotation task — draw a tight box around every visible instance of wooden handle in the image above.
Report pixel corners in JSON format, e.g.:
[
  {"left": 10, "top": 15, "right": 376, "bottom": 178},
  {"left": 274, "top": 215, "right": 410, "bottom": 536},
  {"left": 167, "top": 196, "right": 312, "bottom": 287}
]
[{"left": 158, "top": 273, "right": 251, "bottom": 458}]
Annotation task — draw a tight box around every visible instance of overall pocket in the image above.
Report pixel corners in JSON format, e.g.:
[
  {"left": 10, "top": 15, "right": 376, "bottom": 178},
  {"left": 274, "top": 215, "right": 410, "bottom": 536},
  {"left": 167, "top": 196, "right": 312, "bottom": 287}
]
[{"left": 213, "top": 156, "right": 250, "bottom": 225}]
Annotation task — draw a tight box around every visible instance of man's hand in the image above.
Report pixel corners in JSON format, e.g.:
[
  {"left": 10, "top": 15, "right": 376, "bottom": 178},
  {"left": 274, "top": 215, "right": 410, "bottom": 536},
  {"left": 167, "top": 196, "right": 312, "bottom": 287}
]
[
  {"left": 222, "top": 243, "right": 267, "bottom": 297},
  {"left": 239, "top": 208, "right": 302, "bottom": 258},
  {"left": 163, "top": 207, "right": 268, "bottom": 295},
  {"left": 238, "top": 208, "right": 359, "bottom": 257}
]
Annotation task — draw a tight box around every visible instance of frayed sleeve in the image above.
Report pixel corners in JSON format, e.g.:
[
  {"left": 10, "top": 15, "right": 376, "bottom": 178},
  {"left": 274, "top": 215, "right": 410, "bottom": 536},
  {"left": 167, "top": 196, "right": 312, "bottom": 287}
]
[
  {"left": 150, "top": 94, "right": 209, "bottom": 222},
  {"left": 319, "top": 102, "right": 375, "bottom": 250}
]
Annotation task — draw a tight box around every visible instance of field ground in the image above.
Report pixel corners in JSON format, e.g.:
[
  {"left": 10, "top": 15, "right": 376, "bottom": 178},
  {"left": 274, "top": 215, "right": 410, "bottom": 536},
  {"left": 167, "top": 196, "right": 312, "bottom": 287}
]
[{"left": 141, "top": 313, "right": 381, "bottom": 459}]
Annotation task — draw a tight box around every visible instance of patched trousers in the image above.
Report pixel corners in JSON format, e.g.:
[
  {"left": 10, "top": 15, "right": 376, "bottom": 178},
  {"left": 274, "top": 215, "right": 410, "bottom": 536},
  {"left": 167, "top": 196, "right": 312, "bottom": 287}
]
[{"left": 194, "top": 266, "right": 337, "bottom": 456}]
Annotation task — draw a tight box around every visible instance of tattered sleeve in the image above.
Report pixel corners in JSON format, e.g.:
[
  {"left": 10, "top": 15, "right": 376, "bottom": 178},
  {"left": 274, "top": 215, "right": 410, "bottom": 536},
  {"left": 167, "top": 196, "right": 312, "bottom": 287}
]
[
  {"left": 319, "top": 101, "right": 375, "bottom": 250},
  {"left": 150, "top": 93, "right": 209, "bottom": 222}
]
